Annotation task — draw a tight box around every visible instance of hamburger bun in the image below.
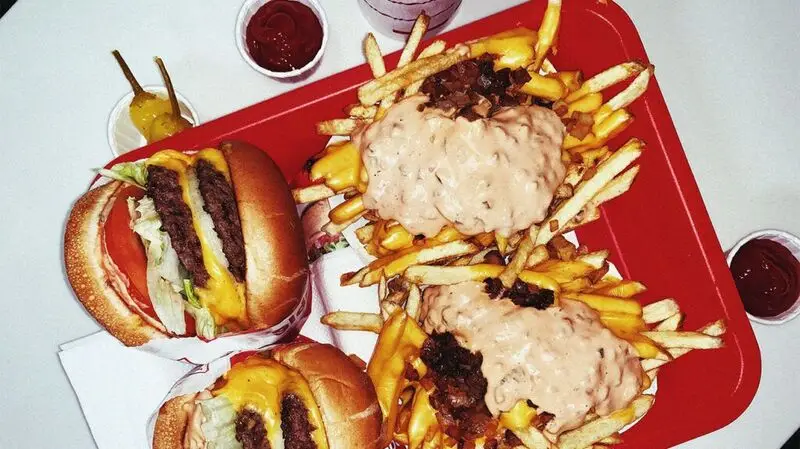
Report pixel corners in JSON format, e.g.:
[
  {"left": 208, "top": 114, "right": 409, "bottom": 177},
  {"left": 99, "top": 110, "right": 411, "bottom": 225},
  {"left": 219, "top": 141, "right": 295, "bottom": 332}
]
[
  {"left": 63, "top": 140, "right": 309, "bottom": 345},
  {"left": 152, "top": 342, "right": 382, "bottom": 449}
]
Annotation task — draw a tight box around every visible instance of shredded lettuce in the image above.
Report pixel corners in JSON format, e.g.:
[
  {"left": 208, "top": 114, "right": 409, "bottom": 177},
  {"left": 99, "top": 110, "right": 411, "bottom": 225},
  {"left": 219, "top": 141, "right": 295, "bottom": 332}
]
[
  {"left": 130, "top": 196, "right": 186, "bottom": 335},
  {"left": 198, "top": 396, "right": 243, "bottom": 449},
  {"left": 189, "top": 304, "right": 217, "bottom": 340},
  {"left": 148, "top": 273, "right": 186, "bottom": 335},
  {"left": 183, "top": 279, "right": 201, "bottom": 308},
  {"left": 98, "top": 161, "right": 148, "bottom": 188}
]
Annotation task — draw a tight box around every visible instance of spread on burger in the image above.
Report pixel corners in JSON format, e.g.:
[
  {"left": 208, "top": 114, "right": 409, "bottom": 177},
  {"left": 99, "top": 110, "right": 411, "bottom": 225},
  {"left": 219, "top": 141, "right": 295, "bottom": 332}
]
[
  {"left": 64, "top": 141, "right": 308, "bottom": 346},
  {"left": 152, "top": 341, "right": 382, "bottom": 449}
]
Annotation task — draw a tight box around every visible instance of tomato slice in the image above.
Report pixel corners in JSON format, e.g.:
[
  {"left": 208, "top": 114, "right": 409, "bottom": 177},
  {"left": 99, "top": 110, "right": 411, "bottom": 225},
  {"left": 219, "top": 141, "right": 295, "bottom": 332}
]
[{"left": 104, "top": 185, "right": 157, "bottom": 320}]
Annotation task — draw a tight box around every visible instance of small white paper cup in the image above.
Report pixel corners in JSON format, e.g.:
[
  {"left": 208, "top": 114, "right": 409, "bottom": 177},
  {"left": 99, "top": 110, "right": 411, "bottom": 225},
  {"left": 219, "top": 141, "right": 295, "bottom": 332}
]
[
  {"left": 358, "top": 0, "right": 462, "bottom": 40},
  {"left": 235, "top": 0, "right": 328, "bottom": 79},
  {"left": 725, "top": 229, "right": 800, "bottom": 325},
  {"left": 107, "top": 85, "right": 199, "bottom": 156}
]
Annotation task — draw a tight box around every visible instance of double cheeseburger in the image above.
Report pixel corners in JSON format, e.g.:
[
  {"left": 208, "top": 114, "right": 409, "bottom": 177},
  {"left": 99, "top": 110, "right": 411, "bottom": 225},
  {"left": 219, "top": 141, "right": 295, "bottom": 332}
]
[
  {"left": 64, "top": 141, "right": 308, "bottom": 345},
  {"left": 153, "top": 341, "right": 382, "bottom": 449}
]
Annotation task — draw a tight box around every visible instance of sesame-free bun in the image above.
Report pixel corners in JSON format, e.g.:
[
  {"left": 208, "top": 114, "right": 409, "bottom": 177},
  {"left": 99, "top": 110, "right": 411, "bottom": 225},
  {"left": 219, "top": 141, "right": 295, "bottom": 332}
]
[
  {"left": 152, "top": 342, "right": 382, "bottom": 449},
  {"left": 62, "top": 141, "right": 309, "bottom": 346}
]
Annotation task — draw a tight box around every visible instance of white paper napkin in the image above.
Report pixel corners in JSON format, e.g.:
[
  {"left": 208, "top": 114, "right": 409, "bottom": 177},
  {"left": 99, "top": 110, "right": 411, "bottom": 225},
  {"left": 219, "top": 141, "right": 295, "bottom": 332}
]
[{"left": 59, "top": 246, "right": 377, "bottom": 449}]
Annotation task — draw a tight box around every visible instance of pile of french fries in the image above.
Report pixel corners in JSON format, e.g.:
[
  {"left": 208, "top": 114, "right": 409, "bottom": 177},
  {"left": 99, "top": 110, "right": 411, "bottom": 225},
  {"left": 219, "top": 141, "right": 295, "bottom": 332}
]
[
  {"left": 294, "top": 1, "right": 725, "bottom": 448},
  {"left": 326, "top": 234, "right": 725, "bottom": 449}
]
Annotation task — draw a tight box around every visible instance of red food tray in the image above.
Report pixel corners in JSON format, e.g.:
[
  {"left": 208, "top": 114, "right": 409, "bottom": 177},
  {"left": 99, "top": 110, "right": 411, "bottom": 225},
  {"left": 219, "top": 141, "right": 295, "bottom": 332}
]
[{"left": 103, "top": 1, "right": 760, "bottom": 447}]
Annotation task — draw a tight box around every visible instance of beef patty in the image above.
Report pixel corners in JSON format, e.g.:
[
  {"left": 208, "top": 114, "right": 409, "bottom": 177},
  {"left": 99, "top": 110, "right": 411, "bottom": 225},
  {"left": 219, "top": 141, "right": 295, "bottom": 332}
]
[
  {"left": 235, "top": 408, "right": 271, "bottom": 449},
  {"left": 280, "top": 394, "right": 317, "bottom": 449},
  {"left": 420, "top": 332, "right": 495, "bottom": 444},
  {"left": 147, "top": 165, "right": 209, "bottom": 286},
  {"left": 195, "top": 159, "right": 246, "bottom": 282}
]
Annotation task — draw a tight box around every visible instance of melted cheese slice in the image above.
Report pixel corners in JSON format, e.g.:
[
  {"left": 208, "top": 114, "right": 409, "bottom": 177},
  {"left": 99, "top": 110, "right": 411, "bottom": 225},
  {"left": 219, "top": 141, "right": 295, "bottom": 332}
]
[
  {"left": 146, "top": 149, "right": 248, "bottom": 329},
  {"left": 213, "top": 357, "right": 329, "bottom": 449}
]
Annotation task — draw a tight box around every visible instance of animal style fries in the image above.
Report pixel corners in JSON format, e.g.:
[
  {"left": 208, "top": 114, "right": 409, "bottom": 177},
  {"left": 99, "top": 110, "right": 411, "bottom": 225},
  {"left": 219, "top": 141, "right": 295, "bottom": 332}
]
[{"left": 295, "top": 2, "right": 724, "bottom": 448}]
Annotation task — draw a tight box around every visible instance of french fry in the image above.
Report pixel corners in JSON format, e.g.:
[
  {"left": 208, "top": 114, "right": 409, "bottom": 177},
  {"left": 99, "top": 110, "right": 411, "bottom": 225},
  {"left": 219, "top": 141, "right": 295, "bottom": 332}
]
[
  {"left": 532, "top": 0, "right": 562, "bottom": 70},
  {"left": 558, "top": 395, "right": 654, "bottom": 449},
  {"left": 404, "top": 40, "right": 447, "bottom": 97},
  {"left": 323, "top": 210, "right": 366, "bottom": 235},
  {"left": 655, "top": 312, "right": 683, "bottom": 331},
  {"left": 642, "top": 299, "right": 680, "bottom": 324},
  {"left": 600, "top": 312, "right": 647, "bottom": 335},
  {"left": 398, "top": 14, "right": 430, "bottom": 67},
  {"left": 468, "top": 247, "right": 499, "bottom": 265},
  {"left": 581, "top": 146, "right": 610, "bottom": 166},
  {"left": 469, "top": 28, "right": 538, "bottom": 70},
  {"left": 535, "top": 138, "right": 643, "bottom": 245},
  {"left": 592, "top": 280, "right": 647, "bottom": 298},
  {"left": 631, "top": 336, "right": 670, "bottom": 360},
  {"left": 404, "top": 263, "right": 504, "bottom": 285},
  {"left": 378, "top": 275, "right": 388, "bottom": 301},
  {"left": 381, "top": 224, "right": 415, "bottom": 251},
  {"left": 565, "top": 61, "right": 647, "bottom": 103},
  {"left": 321, "top": 311, "right": 383, "bottom": 333},
  {"left": 540, "top": 58, "right": 557, "bottom": 75},
  {"left": 500, "top": 234, "right": 536, "bottom": 287},
  {"left": 562, "top": 277, "right": 592, "bottom": 292},
  {"left": 345, "top": 104, "right": 378, "bottom": 119},
  {"left": 330, "top": 194, "right": 365, "bottom": 224},
  {"left": 292, "top": 184, "right": 336, "bottom": 204},
  {"left": 316, "top": 118, "right": 364, "bottom": 136},
  {"left": 598, "top": 434, "right": 623, "bottom": 445},
  {"left": 565, "top": 293, "right": 643, "bottom": 315},
  {"left": 642, "top": 320, "right": 726, "bottom": 371},
  {"left": 553, "top": 70, "right": 582, "bottom": 94},
  {"left": 364, "top": 33, "right": 387, "bottom": 77},
  {"left": 575, "top": 250, "right": 609, "bottom": 269},
  {"left": 641, "top": 331, "right": 724, "bottom": 350},
  {"left": 381, "top": 299, "right": 402, "bottom": 320},
  {"left": 358, "top": 50, "right": 469, "bottom": 105},
  {"left": 565, "top": 92, "right": 604, "bottom": 116},
  {"left": 535, "top": 260, "right": 595, "bottom": 283},
  {"left": 495, "top": 232, "right": 509, "bottom": 255},
  {"left": 591, "top": 165, "right": 640, "bottom": 206},
  {"left": 406, "top": 283, "right": 422, "bottom": 321},
  {"left": 594, "top": 65, "right": 653, "bottom": 123},
  {"left": 341, "top": 265, "right": 370, "bottom": 286},
  {"left": 520, "top": 71, "right": 567, "bottom": 101},
  {"left": 362, "top": 240, "right": 479, "bottom": 286},
  {"left": 309, "top": 141, "right": 361, "bottom": 191},
  {"left": 356, "top": 223, "right": 375, "bottom": 243},
  {"left": 525, "top": 244, "right": 551, "bottom": 268},
  {"left": 511, "top": 427, "right": 552, "bottom": 449}
]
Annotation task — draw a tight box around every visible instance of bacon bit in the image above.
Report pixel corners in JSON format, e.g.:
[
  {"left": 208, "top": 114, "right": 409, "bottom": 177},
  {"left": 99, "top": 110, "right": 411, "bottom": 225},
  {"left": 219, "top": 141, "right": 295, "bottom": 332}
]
[
  {"left": 554, "top": 101, "right": 569, "bottom": 117},
  {"left": 582, "top": 166, "right": 598, "bottom": 183},
  {"left": 566, "top": 111, "right": 594, "bottom": 140},
  {"left": 420, "top": 376, "right": 436, "bottom": 391},
  {"left": 554, "top": 183, "right": 574, "bottom": 199},
  {"left": 549, "top": 219, "right": 559, "bottom": 232},
  {"left": 483, "top": 250, "right": 505, "bottom": 265},
  {"left": 576, "top": 244, "right": 590, "bottom": 256},
  {"left": 533, "top": 411, "right": 556, "bottom": 431},
  {"left": 403, "top": 362, "right": 420, "bottom": 381},
  {"left": 348, "top": 354, "right": 367, "bottom": 371},
  {"left": 588, "top": 261, "right": 610, "bottom": 284}
]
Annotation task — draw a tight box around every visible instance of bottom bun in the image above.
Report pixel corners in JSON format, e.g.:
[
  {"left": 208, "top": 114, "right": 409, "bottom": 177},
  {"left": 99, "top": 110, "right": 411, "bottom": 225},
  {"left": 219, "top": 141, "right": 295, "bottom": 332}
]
[{"left": 152, "top": 342, "right": 382, "bottom": 449}]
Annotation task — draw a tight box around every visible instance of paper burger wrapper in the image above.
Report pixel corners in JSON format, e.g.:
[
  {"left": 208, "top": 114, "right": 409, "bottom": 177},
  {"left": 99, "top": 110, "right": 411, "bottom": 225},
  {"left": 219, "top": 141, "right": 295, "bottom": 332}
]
[{"left": 136, "top": 281, "right": 311, "bottom": 364}]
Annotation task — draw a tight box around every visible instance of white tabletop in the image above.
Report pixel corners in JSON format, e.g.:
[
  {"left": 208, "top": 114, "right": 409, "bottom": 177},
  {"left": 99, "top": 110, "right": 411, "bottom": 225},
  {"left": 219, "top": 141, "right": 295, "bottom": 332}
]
[{"left": 0, "top": 0, "right": 798, "bottom": 448}]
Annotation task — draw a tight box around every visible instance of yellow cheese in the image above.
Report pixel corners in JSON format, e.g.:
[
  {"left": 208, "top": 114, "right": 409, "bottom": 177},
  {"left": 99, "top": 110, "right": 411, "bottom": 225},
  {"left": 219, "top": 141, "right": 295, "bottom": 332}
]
[
  {"left": 214, "top": 356, "right": 329, "bottom": 449},
  {"left": 145, "top": 149, "right": 247, "bottom": 329}
]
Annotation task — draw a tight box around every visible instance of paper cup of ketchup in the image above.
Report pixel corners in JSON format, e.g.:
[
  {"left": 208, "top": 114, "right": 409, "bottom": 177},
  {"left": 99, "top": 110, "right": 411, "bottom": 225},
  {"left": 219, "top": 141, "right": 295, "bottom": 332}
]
[
  {"left": 358, "top": 0, "right": 462, "bottom": 40},
  {"left": 235, "top": 0, "right": 328, "bottom": 79},
  {"left": 726, "top": 229, "right": 800, "bottom": 325}
]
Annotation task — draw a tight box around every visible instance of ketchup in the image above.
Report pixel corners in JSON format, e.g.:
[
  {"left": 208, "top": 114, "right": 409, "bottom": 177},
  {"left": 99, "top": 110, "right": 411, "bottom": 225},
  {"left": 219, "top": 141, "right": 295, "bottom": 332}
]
[
  {"left": 730, "top": 238, "right": 800, "bottom": 317},
  {"left": 245, "top": 0, "right": 323, "bottom": 72}
]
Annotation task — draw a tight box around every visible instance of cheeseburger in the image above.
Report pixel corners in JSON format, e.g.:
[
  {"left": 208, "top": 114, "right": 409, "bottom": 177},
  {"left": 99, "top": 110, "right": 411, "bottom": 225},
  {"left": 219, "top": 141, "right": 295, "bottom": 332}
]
[
  {"left": 153, "top": 341, "right": 382, "bottom": 449},
  {"left": 64, "top": 141, "right": 308, "bottom": 345}
]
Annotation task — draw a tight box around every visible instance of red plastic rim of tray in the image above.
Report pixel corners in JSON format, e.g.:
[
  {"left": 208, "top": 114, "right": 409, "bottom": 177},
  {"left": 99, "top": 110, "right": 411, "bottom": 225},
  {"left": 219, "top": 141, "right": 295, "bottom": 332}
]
[{"left": 101, "top": 1, "right": 761, "bottom": 447}]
